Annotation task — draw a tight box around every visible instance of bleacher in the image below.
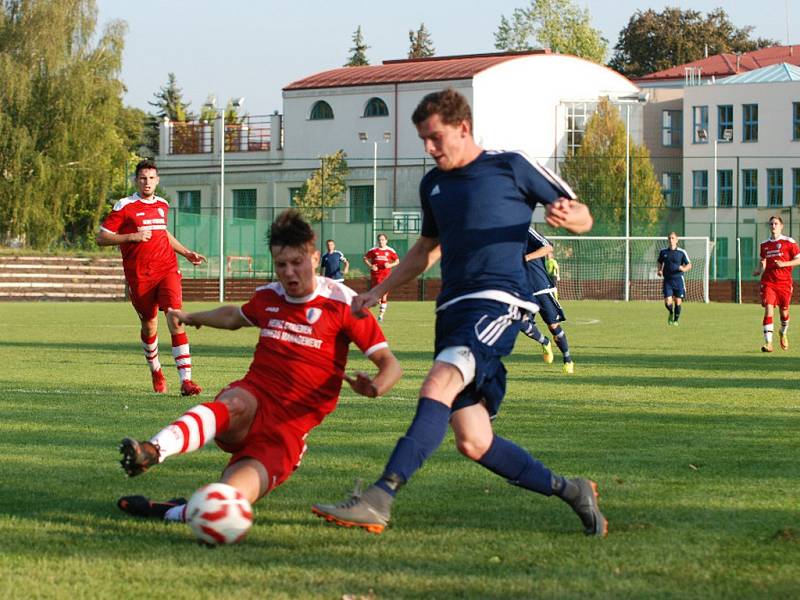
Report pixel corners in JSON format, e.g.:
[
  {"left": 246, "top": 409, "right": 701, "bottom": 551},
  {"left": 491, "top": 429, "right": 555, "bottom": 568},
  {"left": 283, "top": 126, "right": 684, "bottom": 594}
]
[{"left": 0, "top": 256, "right": 126, "bottom": 301}]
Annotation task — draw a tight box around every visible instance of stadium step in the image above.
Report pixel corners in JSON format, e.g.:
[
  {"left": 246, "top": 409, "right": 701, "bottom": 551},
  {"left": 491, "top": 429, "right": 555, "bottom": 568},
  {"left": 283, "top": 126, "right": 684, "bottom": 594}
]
[{"left": 0, "top": 255, "right": 126, "bottom": 301}]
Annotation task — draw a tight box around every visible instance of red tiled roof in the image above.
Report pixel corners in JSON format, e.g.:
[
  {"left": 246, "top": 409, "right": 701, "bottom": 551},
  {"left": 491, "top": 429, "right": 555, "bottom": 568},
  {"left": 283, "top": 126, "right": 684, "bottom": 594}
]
[
  {"left": 283, "top": 50, "right": 550, "bottom": 91},
  {"left": 635, "top": 44, "right": 800, "bottom": 81}
]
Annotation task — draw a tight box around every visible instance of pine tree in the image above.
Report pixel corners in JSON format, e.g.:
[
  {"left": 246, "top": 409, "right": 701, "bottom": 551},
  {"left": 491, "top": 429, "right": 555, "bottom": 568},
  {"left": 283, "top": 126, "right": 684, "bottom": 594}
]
[
  {"left": 345, "top": 26, "right": 370, "bottom": 66},
  {"left": 291, "top": 151, "right": 350, "bottom": 222},
  {"left": 408, "top": 23, "right": 435, "bottom": 58},
  {"left": 148, "top": 73, "right": 193, "bottom": 122}
]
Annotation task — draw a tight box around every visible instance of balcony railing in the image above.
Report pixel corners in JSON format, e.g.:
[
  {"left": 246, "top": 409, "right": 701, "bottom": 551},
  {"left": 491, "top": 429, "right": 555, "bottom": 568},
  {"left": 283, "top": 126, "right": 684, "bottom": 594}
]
[{"left": 167, "top": 115, "right": 274, "bottom": 155}]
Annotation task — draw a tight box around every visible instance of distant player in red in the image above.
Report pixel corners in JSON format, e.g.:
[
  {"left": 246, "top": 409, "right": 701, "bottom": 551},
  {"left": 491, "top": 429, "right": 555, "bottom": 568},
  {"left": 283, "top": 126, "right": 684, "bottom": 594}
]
[
  {"left": 755, "top": 216, "right": 800, "bottom": 352},
  {"left": 364, "top": 233, "right": 400, "bottom": 321},
  {"left": 116, "top": 209, "right": 402, "bottom": 521},
  {"left": 97, "top": 159, "right": 205, "bottom": 396}
]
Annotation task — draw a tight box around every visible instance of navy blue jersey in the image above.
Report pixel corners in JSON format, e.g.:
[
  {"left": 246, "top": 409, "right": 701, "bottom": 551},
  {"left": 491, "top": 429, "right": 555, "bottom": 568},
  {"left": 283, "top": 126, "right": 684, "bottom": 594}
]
[
  {"left": 524, "top": 228, "right": 557, "bottom": 294},
  {"left": 321, "top": 250, "right": 347, "bottom": 280},
  {"left": 658, "top": 247, "right": 690, "bottom": 279},
  {"left": 420, "top": 151, "right": 574, "bottom": 307}
]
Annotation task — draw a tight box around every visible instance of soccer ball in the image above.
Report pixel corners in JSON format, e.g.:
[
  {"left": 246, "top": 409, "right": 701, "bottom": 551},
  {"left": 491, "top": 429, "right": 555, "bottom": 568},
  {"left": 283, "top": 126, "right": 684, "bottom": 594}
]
[{"left": 185, "top": 482, "right": 253, "bottom": 545}]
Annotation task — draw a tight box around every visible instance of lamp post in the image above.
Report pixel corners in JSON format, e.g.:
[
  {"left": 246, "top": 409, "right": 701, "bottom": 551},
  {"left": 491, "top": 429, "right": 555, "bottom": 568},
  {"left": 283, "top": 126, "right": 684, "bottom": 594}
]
[
  {"left": 615, "top": 92, "right": 649, "bottom": 301},
  {"left": 358, "top": 131, "right": 392, "bottom": 240},
  {"left": 697, "top": 126, "right": 732, "bottom": 281},
  {"left": 205, "top": 96, "right": 244, "bottom": 302}
]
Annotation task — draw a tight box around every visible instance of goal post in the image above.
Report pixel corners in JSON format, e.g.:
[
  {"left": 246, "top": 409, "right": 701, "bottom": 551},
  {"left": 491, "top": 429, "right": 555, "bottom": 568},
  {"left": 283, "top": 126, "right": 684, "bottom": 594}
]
[{"left": 548, "top": 236, "right": 711, "bottom": 303}]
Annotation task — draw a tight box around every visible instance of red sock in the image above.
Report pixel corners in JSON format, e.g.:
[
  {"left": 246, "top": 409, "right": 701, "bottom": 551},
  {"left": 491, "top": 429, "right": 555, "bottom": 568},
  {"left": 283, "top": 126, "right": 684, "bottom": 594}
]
[
  {"left": 141, "top": 333, "right": 161, "bottom": 373},
  {"left": 171, "top": 332, "right": 192, "bottom": 382},
  {"left": 150, "top": 402, "right": 231, "bottom": 461}
]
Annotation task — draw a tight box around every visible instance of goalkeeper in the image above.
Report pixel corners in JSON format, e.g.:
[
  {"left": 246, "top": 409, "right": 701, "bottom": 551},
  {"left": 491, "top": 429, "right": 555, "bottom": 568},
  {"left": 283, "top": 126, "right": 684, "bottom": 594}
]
[{"left": 518, "top": 228, "right": 574, "bottom": 374}]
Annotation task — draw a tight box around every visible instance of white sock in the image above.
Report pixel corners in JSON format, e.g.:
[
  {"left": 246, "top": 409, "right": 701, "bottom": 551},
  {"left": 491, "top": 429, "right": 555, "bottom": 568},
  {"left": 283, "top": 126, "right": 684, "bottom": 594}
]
[
  {"left": 164, "top": 504, "right": 186, "bottom": 522},
  {"left": 780, "top": 320, "right": 789, "bottom": 335}
]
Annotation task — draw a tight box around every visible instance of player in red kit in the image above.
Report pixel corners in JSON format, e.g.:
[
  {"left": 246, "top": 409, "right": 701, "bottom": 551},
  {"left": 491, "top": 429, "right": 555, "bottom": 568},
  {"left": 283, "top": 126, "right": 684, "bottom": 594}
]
[
  {"left": 364, "top": 233, "right": 400, "bottom": 321},
  {"left": 116, "top": 209, "right": 402, "bottom": 521},
  {"left": 754, "top": 216, "right": 800, "bottom": 352},
  {"left": 96, "top": 160, "right": 205, "bottom": 395}
]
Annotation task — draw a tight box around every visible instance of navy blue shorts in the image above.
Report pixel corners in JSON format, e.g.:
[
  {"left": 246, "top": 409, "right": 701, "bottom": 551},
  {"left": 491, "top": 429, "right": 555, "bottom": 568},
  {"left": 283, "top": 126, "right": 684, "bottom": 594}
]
[
  {"left": 532, "top": 292, "right": 565, "bottom": 325},
  {"left": 663, "top": 277, "right": 686, "bottom": 299},
  {"left": 435, "top": 299, "right": 523, "bottom": 418}
]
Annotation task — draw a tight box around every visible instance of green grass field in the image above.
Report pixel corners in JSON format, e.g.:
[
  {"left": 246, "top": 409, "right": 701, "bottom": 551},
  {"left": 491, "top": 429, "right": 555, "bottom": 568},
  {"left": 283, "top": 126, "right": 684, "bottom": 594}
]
[{"left": 1, "top": 300, "right": 798, "bottom": 599}]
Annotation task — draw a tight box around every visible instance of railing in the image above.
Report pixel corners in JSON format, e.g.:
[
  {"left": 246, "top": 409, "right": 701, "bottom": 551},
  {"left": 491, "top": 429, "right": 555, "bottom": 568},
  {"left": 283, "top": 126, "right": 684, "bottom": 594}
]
[{"left": 168, "top": 115, "right": 273, "bottom": 155}]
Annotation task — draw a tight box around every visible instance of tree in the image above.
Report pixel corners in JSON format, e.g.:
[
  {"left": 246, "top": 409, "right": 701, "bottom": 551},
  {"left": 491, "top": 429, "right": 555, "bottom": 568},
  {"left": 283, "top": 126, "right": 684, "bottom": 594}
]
[
  {"left": 291, "top": 151, "right": 350, "bottom": 222},
  {"left": 609, "top": 8, "right": 779, "bottom": 77},
  {"left": 0, "top": 0, "right": 132, "bottom": 248},
  {"left": 345, "top": 26, "right": 369, "bottom": 67},
  {"left": 560, "top": 98, "right": 664, "bottom": 236},
  {"left": 148, "top": 72, "right": 193, "bottom": 122},
  {"left": 408, "top": 23, "right": 435, "bottom": 58},
  {"left": 494, "top": 0, "right": 607, "bottom": 64}
]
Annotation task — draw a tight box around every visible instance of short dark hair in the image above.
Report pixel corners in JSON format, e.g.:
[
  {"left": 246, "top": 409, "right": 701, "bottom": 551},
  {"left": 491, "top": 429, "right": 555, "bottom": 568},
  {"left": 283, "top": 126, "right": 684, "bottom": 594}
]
[
  {"left": 325, "top": 239, "right": 335, "bottom": 244},
  {"left": 412, "top": 88, "right": 473, "bottom": 130},
  {"left": 269, "top": 209, "right": 316, "bottom": 250},
  {"left": 769, "top": 215, "right": 783, "bottom": 225},
  {"left": 135, "top": 159, "right": 158, "bottom": 177}
]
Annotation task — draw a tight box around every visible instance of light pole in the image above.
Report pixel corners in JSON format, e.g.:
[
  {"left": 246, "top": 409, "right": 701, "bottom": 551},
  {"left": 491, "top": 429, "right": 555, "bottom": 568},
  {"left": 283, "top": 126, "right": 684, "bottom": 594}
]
[
  {"left": 358, "top": 131, "right": 392, "bottom": 240},
  {"left": 615, "top": 92, "right": 649, "bottom": 301},
  {"left": 205, "top": 96, "right": 243, "bottom": 302},
  {"left": 697, "top": 126, "right": 732, "bottom": 280}
]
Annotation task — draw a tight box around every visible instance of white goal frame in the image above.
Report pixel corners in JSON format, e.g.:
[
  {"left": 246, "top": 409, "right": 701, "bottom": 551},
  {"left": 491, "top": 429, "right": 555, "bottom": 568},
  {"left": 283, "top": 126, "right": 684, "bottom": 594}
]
[{"left": 548, "top": 236, "right": 711, "bottom": 303}]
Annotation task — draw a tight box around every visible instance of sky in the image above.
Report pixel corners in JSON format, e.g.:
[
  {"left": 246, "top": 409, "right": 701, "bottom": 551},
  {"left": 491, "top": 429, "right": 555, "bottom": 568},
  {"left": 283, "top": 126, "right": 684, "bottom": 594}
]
[{"left": 95, "top": 0, "right": 798, "bottom": 117}]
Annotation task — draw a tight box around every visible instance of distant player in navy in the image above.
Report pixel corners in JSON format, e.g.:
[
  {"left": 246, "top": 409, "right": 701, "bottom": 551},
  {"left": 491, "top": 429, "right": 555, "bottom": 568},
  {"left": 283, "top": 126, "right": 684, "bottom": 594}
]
[
  {"left": 518, "top": 228, "right": 575, "bottom": 373},
  {"left": 657, "top": 232, "right": 692, "bottom": 325},
  {"left": 320, "top": 239, "right": 349, "bottom": 282},
  {"left": 312, "top": 88, "right": 606, "bottom": 537}
]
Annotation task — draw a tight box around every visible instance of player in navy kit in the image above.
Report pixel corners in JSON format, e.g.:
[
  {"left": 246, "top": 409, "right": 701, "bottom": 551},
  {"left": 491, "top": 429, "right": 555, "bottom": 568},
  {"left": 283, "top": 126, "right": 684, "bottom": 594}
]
[
  {"left": 312, "top": 88, "right": 606, "bottom": 537},
  {"left": 320, "top": 239, "right": 349, "bottom": 282},
  {"left": 518, "top": 228, "right": 575, "bottom": 373},
  {"left": 657, "top": 232, "right": 692, "bottom": 325}
]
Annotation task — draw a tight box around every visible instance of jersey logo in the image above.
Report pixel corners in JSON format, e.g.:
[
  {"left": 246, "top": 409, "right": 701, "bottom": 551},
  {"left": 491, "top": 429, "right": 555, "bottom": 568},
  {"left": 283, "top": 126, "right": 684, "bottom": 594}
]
[
  {"left": 264, "top": 306, "right": 279, "bottom": 313},
  {"left": 157, "top": 208, "right": 165, "bottom": 218},
  {"left": 430, "top": 184, "right": 441, "bottom": 196},
  {"left": 305, "top": 307, "right": 322, "bottom": 324},
  {"left": 136, "top": 212, "right": 145, "bottom": 216}
]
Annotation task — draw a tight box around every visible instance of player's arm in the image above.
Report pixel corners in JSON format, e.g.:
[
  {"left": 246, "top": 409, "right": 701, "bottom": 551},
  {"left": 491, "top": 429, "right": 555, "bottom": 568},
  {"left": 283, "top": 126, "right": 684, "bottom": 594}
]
[
  {"left": 167, "top": 306, "right": 250, "bottom": 330},
  {"left": 167, "top": 231, "right": 206, "bottom": 265},
  {"left": 754, "top": 258, "right": 766, "bottom": 277},
  {"left": 95, "top": 228, "right": 150, "bottom": 246},
  {"left": 776, "top": 256, "right": 800, "bottom": 268},
  {"left": 342, "top": 256, "right": 350, "bottom": 274},
  {"left": 544, "top": 198, "right": 592, "bottom": 234},
  {"left": 680, "top": 263, "right": 693, "bottom": 272},
  {"left": 352, "top": 236, "right": 439, "bottom": 315},
  {"left": 344, "top": 347, "right": 402, "bottom": 398},
  {"left": 524, "top": 245, "right": 553, "bottom": 263},
  {"left": 386, "top": 258, "right": 400, "bottom": 269}
]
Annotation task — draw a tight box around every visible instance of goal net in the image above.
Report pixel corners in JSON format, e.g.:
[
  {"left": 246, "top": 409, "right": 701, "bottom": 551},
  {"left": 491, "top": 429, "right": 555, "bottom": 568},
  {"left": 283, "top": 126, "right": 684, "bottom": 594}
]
[{"left": 547, "top": 236, "right": 710, "bottom": 303}]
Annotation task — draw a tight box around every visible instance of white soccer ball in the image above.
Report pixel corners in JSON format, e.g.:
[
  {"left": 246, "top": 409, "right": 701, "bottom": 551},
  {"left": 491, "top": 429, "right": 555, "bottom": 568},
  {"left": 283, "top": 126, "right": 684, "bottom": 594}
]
[{"left": 186, "top": 482, "right": 253, "bottom": 545}]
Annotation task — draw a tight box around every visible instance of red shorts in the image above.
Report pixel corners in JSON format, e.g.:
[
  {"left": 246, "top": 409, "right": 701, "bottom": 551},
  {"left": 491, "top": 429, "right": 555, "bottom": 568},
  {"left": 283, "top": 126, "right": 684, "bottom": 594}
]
[
  {"left": 213, "top": 380, "right": 309, "bottom": 494},
  {"left": 761, "top": 283, "right": 793, "bottom": 309},
  {"left": 128, "top": 271, "right": 183, "bottom": 320}
]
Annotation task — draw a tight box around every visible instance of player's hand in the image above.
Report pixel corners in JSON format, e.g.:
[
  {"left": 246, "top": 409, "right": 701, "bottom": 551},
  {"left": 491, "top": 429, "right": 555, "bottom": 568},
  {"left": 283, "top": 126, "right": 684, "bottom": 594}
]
[
  {"left": 775, "top": 260, "right": 786, "bottom": 268},
  {"left": 344, "top": 371, "right": 378, "bottom": 398},
  {"left": 371, "top": 264, "right": 378, "bottom": 271},
  {"left": 167, "top": 308, "right": 199, "bottom": 329},
  {"left": 131, "top": 229, "right": 152, "bottom": 243},
  {"left": 351, "top": 291, "right": 379, "bottom": 317},
  {"left": 185, "top": 251, "right": 206, "bottom": 265},
  {"left": 545, "top": 198, "right": 592, "bottom": 233}
]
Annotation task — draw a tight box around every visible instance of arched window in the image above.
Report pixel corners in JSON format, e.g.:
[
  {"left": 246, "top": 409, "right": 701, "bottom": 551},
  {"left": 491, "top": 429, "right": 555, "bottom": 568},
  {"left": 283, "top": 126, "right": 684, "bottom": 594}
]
[
  {"left": 310, "top": 101, "right": 334, "bottom": 120},
  {"left": 363, "top": 97, "right": 389, "bottom": 117}
]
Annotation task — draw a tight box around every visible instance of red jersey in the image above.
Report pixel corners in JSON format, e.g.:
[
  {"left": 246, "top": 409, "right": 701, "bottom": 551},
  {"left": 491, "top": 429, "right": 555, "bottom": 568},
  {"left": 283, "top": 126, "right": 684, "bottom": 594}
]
[
  {"left": 239, "top": 277, "right": 387, "bottom": 431},
  {"left": 100, "top": 193, "right": 177, "bottom": 284},
  {"left": 760, "top": 236, "right": 800, "bottom": 287},
  {"left": 365, "top": 246, "right": 399, "bottom": 271}
]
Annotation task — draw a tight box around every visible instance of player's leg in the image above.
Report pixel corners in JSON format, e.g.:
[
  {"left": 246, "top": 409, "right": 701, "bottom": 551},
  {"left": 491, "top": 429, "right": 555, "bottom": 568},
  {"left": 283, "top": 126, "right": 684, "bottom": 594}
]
[
  {"left": 119, "top": 385, "right": 257, "bottom": 477},
  {"left": 161, "top": 274, "right": 201, "bottom": 396},
  {"left": 761, "top": 288, "right": 776, "bottom": 352},
  {"left": 673, "top": 298, "right": 683, "bottom": 325},
  {"left": 450, "top": 403, "right": 607, "bottom": 536},
  {"left": 518, "top": 315, "right": 553, "bottom": 363},
  {"left": 131, "top": 286, "right": 167, "bottom": 393},
  {"left": 538, "top": 294, "right": 572, "bottom": 373},
  {"left": 378, "top": 291, "right": 389, "bottom": 322},
  {"left": 663, "top": 282, "right": 675, "bottom": 324},
  {"left": 779, "top": 301, "right": 790, "bottom": 350}
]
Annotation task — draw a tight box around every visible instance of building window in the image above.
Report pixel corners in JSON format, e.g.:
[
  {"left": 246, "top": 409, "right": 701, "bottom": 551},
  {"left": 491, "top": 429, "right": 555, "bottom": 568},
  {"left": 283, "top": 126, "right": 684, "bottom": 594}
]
[
  {"left": 743, "top": 104, "right": 758, "bottom": 142},
  {"left": 718, "top": 170, "right": 733, "bottom": 207},
  {"left": 363, "top": 97, "right": 388, "bottom": 118},
  {"left": 767, "top": 168, "right": 783, "bottom": 207},
  {"left": 349, "top": 185, "right": 373, "bottom": 223},
  {"left": 716, "top": 237, "right": 729, "bottom": 278},
  {"left": 661, "top": 172, "right": 682, "bottom": 207},
  {"left": 794, "top": 168, "right": 800, "bottom": 206},
  {"left": 717, "top": 105, "right": 733, "bottom": 141},
  {"left": 742, "top": 169, "right": 758, "bottom": 207},
  {"left": 288, "top": 187, "right": 302, "bottom": 207},
  {"left": 692, "top": 170, "right": 708, "bottom": 207},
  {"left": 565, "top": 102, "right": 591, "bottom": 154},
  {"left": 794, "top": 103, "right": 800, "bottom": 141},
  {"left": 310, "top": 101, "right": 334, "bottom": 120},
  {"left": 232, "top": 188, "right": 257, "bottom": 220},
  {"left": 693, "top": 106, "right": 708, "bottom": 143},
  {"left": 177, "top": 190, "right": 201, "bottom": 214},
  {"left": 661, "top": 110, "right": 682, "bottom": 147}
]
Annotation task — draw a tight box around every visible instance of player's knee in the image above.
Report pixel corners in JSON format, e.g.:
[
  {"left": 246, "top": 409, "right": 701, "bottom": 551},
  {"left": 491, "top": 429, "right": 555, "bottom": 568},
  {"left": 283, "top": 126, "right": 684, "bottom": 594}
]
[
  {"left": 455, "top": 434, "right": 492, "bottom": 461},
  {"left": 218, "top": 394, "right": 255, "bottom": 424}
]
